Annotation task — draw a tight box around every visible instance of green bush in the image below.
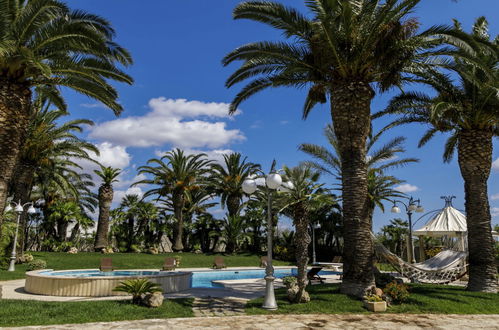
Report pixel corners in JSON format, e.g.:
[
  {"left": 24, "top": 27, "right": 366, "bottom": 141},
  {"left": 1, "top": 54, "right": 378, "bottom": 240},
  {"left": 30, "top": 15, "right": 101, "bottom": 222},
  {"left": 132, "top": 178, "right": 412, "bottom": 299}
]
[
  {"left": 130, "top": 245, "right": 141, "bottom": 253},
  {"left": 282, "top": 276, "right": 297, "bottom": 288},
  {"left": 384, "top": 281, "right": 409, "bottom": 304},
  {"left": 26, "top": 259, "right": 47, "bottom": 271},
  {"left": 113, "top": 278, "right": 163, "bottom": 305},
  {"left": 173, "top": 255, "right": 182, "bottom": 267}
]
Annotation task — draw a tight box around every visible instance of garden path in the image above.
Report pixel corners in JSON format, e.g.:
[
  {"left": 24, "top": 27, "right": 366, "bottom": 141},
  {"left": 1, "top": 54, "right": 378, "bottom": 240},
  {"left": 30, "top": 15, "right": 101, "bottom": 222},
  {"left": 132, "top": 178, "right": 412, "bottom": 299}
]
[{"left": 6, "top": 313, "right": 499, "bottom": 329}]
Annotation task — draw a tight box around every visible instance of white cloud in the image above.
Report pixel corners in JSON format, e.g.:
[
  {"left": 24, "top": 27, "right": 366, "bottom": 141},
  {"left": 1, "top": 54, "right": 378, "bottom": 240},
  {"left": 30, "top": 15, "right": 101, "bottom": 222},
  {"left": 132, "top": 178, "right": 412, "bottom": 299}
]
[
  {"left": 89, "top": 98, "right": 245, "bottom": 149},
  {"left": 94, "top": 142, "right": 131, "bottom": 169},
  {"left": 493, "top": 157, "right": 499, "bottom": 171},
  {"left": 491, "top": 207, "right": 499, "bottom": 217},
  {"left": 113, "top": 187, "right": 144, "bottom": 204},
  {"left": 80, "top": 103, "right": 109, "bottom": 109},
  {"left": 394, "top": 184, "right": 419, "bottom": 193},
  {"left": 154, "top": 148, "right": 233, "bottom": 164},
  {"left": 491, "top": 194, "right": 499, "bottom": 201}
]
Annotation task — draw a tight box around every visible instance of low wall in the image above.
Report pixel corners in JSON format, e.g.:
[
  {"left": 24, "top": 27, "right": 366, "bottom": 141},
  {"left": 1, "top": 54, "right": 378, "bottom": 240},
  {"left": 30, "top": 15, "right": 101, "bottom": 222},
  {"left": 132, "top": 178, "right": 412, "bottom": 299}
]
[{"left": 25, "top": 270, "right": 192, "bottom": 297}]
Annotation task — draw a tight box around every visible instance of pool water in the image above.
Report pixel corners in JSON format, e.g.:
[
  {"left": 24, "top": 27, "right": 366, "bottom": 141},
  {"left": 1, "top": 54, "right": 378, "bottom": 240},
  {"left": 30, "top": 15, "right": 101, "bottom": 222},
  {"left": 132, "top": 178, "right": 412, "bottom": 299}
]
[
  {"left": 39, "top": 270, "right": 162, "bottom": 277},
  {"left": 191, "top": 268, "right": 339, "bottom": 288}
]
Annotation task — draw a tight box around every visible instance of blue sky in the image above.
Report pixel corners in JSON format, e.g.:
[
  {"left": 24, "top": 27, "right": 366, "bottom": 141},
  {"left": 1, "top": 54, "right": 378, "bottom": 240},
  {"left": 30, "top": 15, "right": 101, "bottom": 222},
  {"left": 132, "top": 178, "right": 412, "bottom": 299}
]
[{"left": 62, "top": 0, "right": 499, "bottom": 232}]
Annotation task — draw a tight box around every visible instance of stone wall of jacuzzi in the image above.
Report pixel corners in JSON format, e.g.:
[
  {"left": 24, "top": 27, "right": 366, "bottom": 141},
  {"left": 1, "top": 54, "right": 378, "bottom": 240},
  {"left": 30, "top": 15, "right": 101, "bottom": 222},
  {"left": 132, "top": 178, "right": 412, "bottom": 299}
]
[{"left": 24, "top": 270, "right": 192, "bottom": 297}]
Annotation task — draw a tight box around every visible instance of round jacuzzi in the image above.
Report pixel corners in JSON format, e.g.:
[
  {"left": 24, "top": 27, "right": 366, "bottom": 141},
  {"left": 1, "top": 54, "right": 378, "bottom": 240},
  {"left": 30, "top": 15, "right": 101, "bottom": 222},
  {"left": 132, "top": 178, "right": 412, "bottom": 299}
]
[{"left": 25, "top": 269, "right": 192, "bottom": 297}]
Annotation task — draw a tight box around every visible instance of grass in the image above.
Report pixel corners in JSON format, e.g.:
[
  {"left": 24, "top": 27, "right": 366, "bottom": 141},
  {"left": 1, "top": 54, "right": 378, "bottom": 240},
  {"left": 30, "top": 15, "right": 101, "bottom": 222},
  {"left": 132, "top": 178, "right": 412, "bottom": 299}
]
[
  {"left": 246, "top": 283, "right": 499, "bottom": 315},
  {"left": 0, "top": 252, "right": 293, "bottom": 281},
  {"left": 0, "top": 298, "right": 194, "bottom": 327}
]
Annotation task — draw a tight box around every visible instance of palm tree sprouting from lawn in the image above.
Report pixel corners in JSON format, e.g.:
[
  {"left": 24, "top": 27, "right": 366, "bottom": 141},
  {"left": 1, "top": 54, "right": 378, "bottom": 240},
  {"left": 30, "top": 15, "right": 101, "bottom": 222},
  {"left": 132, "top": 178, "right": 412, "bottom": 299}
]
[
  {"left": 378, "top": 218, "right": 409, "bottom": 257},
  {"left": 119, "top": 193, "right": 141, "bottom": 251},
  {"left": 377, "top": 18, "right": 498, "bottom": 293},
  {"left": 135, "top": 149, "right": 211, "bottom": 251},
  {"left": 278, "top": 165, "right": 328, "bottom": 303},
  {"left": 209, "top": 153, "right": 260, "bottom": 217},
  {"left": 47, "top": 200, "right": 85, "bottom": 242},
  {"left": 222, "top": 214, "right": 250, "bottom": 254},
  {"left": 222, "top": 0, "right": 461, "bottom": 296},
  {"left": 10, "top": 96, "right": 98, "bottom": 253},
  {"left": 0, "top": 0, "right": 133, "bottom": 235},
  {"left": 93, "top": 166, "right": 121, "bottom": 251},
  {"left": 300, "top": 124, "right": 417, "bottom": 226}
]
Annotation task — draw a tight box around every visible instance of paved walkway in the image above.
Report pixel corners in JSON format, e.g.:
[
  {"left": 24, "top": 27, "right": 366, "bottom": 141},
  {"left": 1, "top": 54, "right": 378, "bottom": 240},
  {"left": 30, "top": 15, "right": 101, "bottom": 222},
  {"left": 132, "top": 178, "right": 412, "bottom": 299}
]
[
  {"left": 192, "top": 297, "right": 246, "bottom": 317},
  {"left": 6, "top": 314, "right": 499, "bottom": 329}
]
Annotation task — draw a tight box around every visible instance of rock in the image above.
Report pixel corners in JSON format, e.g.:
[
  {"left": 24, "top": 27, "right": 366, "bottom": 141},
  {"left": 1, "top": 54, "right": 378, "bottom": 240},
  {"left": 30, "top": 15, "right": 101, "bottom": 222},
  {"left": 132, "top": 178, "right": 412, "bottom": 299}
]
[
  {"left": 286, "top": 285, "right": 310, "bottom": 303},
  {"left": 101, "top": 247, "right": 114, "bottom": 254},
  {"left": 374, "top": 288, "right": 383, "bottom": 297},
  {"left": 158, "top": 236, "right": 173, "bottom": 253},
  {"left": 213, "top": 241, "right": 226, "bottom": 253},
  {"left": 68, "top": 247, "right": 78, "bottom": 254},
  {"left": 148, "top": 247, "right": 159, "bottom": 255},
  {"left": 142, "top": 292, "right": 164, "bottom": 308},
  {"left": 194, "top": 249, "right": 202, "bottom": 254}
]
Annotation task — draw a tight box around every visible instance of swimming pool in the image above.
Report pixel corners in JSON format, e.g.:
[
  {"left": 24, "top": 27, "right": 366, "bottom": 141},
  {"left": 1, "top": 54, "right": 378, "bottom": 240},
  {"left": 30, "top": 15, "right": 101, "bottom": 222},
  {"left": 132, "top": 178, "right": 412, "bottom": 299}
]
[{"left": 191, "top": 268, "right": 339, "bottom": 288}]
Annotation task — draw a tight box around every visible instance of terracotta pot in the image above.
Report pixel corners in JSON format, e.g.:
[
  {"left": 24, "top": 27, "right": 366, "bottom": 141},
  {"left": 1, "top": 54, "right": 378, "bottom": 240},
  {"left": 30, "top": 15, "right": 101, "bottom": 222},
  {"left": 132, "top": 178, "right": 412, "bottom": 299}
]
[{"left": 363, "top": 301, "right": 387, "bottom": 312}]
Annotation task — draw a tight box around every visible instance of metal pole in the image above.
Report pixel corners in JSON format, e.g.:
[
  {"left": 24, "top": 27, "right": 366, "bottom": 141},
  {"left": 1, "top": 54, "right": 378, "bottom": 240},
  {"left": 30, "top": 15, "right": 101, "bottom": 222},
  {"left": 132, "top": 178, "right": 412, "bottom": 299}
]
[
  {"left": 8, "top": 211, "right": 21, "bottom": 272},
  {"left": 262, "top": 189, "right": 277, "bottom": 310},
  {"left": 407, "top": 210, "right": 415, "bottom": 264},
  {"left": 312, "top": 225, "right": 316, "bottom": 264}
]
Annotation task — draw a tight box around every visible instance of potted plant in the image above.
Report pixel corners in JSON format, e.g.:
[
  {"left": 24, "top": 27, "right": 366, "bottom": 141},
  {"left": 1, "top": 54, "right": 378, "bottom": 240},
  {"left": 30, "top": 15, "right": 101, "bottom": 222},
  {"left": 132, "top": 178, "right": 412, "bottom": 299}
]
[{"left": 363, "top": 294, "right": 387, "bottom": 312}]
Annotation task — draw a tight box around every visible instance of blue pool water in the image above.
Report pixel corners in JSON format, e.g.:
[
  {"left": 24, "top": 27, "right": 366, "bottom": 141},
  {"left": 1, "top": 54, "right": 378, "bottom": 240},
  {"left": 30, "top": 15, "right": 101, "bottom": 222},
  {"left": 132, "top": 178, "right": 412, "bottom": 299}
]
[
  {"left": 39, "top": 270, "right": 162, "bottom": 277},
  {"left": 191, "top": 268, "right": 339, "bottom": 288}
]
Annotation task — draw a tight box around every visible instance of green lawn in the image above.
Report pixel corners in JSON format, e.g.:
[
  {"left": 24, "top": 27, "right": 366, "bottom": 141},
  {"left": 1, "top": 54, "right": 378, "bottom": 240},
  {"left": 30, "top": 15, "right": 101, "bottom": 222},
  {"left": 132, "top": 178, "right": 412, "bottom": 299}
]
[
  {"left": 0, "top": 298, "right": 194, "bottom": 327},
  {"left": 246, "top": 283, "right": 499, "bottom": 315},
  {"left": 0, "top": 252, "right": 293, "bottom": 281}
]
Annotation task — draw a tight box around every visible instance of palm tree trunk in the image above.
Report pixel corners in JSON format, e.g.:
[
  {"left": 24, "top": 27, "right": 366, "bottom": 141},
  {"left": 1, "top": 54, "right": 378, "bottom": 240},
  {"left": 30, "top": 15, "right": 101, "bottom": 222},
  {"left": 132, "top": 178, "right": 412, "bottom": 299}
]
[
  {"left": 331, "top": 81, "right": 375, "bottom": 298},
  {"left": 0, "top": 82, "right": 31, "bottom": 241},
  {"left": 227, "top": 195, "right": 240, "bottom": 217},
  {"left": 293, "top": 204, "right": 310, "bottom": 303},
  {"left": 11, "top": 163, "right": 35, "bottom": 255},
  {"left": 94, "top": 186, "right": 113, "bottom": 251},
  {"left": 172, "top": 191, "right": 184, "bottom": 251},
  {"left": 457, "top": 130, "right": 497, "bottom": 293}
]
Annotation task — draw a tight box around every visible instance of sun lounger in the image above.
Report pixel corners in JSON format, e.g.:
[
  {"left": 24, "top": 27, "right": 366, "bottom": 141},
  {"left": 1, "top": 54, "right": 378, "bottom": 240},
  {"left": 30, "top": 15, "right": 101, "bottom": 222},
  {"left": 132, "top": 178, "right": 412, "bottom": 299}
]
[
  {"left": 100, "top": 258, "right": 113, "bottom": 272},
  {"left": 162, "top": 257, "right": 177, "bottom": 271},
  {"left": 307, "top": 266, "right": 325, "bottom": 284},
  {"left": 213, "top": 256, "right": 226, "bottom": 269}
]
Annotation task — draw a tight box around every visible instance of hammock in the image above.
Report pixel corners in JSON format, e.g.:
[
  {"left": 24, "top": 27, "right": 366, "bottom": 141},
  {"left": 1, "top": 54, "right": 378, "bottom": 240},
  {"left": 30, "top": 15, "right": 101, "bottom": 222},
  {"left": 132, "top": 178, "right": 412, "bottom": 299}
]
[{"left": 375, "top": 241, "right": 468, "bottom": 284}]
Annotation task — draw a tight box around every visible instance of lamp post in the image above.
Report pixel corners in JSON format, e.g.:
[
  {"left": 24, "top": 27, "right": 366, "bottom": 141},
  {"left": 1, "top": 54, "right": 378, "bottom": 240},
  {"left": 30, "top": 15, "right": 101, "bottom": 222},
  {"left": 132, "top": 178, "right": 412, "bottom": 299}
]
[
  {"left": 391, "top": 197, "right": 424, "bottom": 264},
  {"left": 242, "top": 169, "right": 292, "bottom": 310},
  {"left": 4, "top": 200, "right": 37, "bottom": 271},
  {"left": 311, "top": 222, "right": 321, "bottom": 264}
]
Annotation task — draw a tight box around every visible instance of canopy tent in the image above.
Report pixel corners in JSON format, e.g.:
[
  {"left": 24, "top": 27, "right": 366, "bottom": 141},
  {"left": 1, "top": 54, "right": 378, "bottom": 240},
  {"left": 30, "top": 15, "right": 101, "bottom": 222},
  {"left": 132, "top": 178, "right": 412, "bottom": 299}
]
[
  {"left": 413, "top": 202, "right": 467, "bottom": 252},
  {"left": 413, "top": 206, "right": 467, "bottom": 237}
]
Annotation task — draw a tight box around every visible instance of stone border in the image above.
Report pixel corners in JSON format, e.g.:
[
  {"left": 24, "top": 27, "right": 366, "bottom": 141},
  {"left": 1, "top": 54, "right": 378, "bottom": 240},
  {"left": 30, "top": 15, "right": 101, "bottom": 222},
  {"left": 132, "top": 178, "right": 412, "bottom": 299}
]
[{"left": 25, "top": 269, "right": 192, "bottom": 297}]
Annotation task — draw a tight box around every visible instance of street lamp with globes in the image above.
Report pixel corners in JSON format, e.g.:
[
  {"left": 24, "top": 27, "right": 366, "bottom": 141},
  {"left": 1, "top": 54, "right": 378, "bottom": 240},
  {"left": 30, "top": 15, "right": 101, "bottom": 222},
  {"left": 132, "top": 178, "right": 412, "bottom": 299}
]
[
  {"left": 242, "top": 167, "right": 293, "bottom": 310},
  {"left": 390, "top": 196, "right": 424, "bottom": 264},
  {"left": 4, "top": 200, "right": 37, "bottom": 271}
]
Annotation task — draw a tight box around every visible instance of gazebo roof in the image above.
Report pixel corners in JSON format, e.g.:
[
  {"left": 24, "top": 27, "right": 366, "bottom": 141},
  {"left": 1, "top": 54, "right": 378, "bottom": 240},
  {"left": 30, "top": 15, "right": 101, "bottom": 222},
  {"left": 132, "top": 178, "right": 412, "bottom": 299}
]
[{"left": 413, "top": 206, "right": 467, "bottom": 237}]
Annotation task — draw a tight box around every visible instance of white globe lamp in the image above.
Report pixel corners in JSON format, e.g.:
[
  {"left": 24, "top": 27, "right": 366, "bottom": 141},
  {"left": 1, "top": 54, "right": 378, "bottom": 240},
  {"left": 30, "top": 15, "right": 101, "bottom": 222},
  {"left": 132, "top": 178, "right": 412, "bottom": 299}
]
[
  {"left": 266, "top": 173, "right": 282, "bottom": 190},
  {"left": 242, "top": 179, "right": 257, "bottom": 194}
]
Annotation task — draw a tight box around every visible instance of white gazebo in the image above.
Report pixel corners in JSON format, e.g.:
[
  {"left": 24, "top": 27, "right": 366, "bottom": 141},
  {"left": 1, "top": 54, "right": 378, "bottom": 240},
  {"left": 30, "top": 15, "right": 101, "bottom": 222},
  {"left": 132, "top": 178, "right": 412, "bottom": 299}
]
[{"left": 413, "top": 197, "right": 468, "bottom": 257}]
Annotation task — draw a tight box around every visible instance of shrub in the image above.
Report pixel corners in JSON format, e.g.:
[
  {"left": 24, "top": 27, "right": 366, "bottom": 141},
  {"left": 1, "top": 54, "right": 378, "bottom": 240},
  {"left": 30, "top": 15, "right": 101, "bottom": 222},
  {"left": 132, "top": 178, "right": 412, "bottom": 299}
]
[
  {"left": 364, "top": 294, "right": 383, "bottom": 302},
  {"left": 113, "top": 278, "right": 163, "bottom": 305},
  {"left": 130, "top": 244, "right": 141, "bottom": 253},
  {"left": 174, "top": 255, "right": 182, "bottom": 267},
  {"left": 26, "top": 259, "right": 47, "bottom": 271},
  {"left": 425, "top": 247, "right": 443, "bottom": 258},
  {"left": 282, "top": 276, "right": 297, "bottom": 288},
  {"left": 384, "top": 281, "right": 409, "bottom": 304}
]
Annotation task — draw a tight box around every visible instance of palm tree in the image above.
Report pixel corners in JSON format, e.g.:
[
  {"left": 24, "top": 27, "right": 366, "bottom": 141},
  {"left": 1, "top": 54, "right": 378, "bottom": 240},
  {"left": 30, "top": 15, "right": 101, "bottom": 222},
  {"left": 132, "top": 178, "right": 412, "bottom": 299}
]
[
  {"left": 279, "top": 165, "right": 327, "bottom": 303},
  {"left": 209, "top": 153, "right": 260, "bottom": 217},
  {"left": 378, "top": 18, "right": 498, "bottom": 293},
  {"left": 378, "top": 218, "right": 409, "bottom": 257},
  {"left": 94, "top": 166, "right": 121, "bottom": 251},
  {"left": 119, "top": 193, "right": 141, "bottom": 251},
  {"left": 221, "top": 214, "right": 250, "bottom": 254},
  {"left": 47, "top": 200, "right": 84, "bottom": 242},
  {"left": 223, "top": 0, "right": 456, "bottom": 296},
  {"left": 0, "top": 0, "right": 132, "bottom": 235},
  {"left": 136, "top": 149, "right": 211, "bottom": 251},
  {"left": 300, "top": 124, "right": 417, "bottom": 226},
  {"left": 9, "top": 96, "right": 98, "bottom": 253}
]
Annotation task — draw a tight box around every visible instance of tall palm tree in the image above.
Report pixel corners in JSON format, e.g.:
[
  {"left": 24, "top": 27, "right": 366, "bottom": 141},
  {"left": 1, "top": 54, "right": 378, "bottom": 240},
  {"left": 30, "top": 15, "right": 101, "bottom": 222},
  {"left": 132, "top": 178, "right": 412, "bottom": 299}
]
[
  {"left": 300, "top": 124, "right": 417, "bottom": 225},
  {"left": 93, "top": 166, "right": 120, "bottom": 251},
  {"left": 279, "top": 165, "right": 327, "bottom": 303},
  {"left": 378, "top": 18, "right": 498, "bottom": 293},
  {"left": 209, "top": 153, "right": 260, "bottom": 217},
  {"left": 119, "top": 193, "right": 141, "bottom": 251},
  {"left": 136, "top": 149, "right": 211, "bottom": 251},
  {"left": 0, "top": 0, "right": 132, "bottom": 237},
  {"left": 47, "top": 200, "right": 84, "bottom": 242},
  {"left": 221, "top": 214, "right": 250, "bottom": 254},
  {"left": 223, "top": 0, "right": 456, "bottom": 296}
]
